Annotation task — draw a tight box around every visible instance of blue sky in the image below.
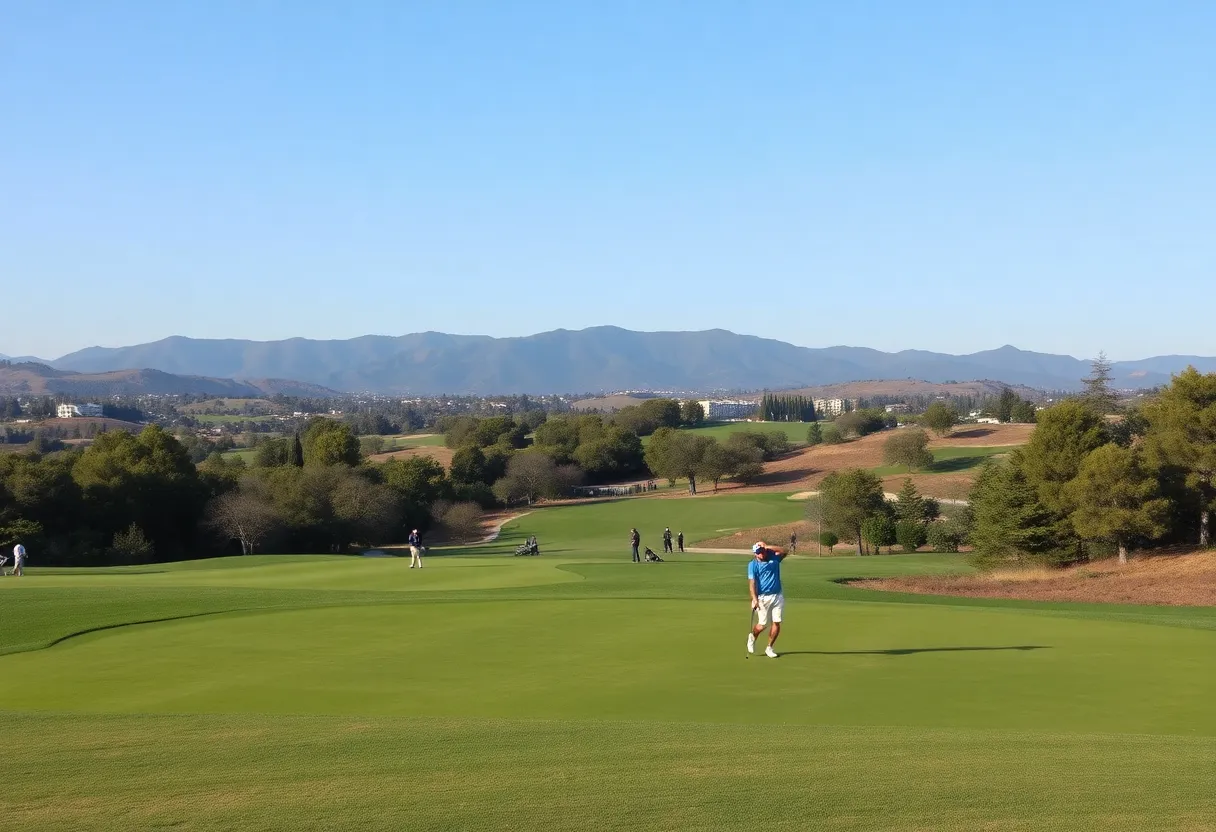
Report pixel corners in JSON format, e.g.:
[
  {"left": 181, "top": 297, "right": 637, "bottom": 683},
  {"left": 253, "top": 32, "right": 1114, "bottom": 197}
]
[{"left": 2, "top": 1, "right": 1213, "bottom": 360}]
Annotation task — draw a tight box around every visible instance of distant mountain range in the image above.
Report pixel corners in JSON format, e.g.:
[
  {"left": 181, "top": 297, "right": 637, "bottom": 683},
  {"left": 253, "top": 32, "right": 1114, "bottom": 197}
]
[
  {"left": 0, "top": 362, "right": 338, "bottom": 398},
  {"left": 5, "top": 328, "right": 1216, "bottom": 395}
]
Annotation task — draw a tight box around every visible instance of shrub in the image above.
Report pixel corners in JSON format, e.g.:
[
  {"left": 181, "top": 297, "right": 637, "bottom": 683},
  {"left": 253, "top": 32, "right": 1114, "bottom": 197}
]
[
  {"left": 895, "top": 520, "right": 927, "bottom": 553},
  {"left": 818, "top": 531, "right": 839, "bottom": 553},
  {"left": 926, "top": 522, "right": 962, "bottom": 553}
]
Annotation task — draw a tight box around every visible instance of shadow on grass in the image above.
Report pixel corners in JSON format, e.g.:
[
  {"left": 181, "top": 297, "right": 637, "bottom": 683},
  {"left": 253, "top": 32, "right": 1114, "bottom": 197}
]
[
  {"left": 780, "top": 645, "right": 1049, "bottom": 656},
  {"left": 927, "top": 455, "right": 999, "bottom": 474}
]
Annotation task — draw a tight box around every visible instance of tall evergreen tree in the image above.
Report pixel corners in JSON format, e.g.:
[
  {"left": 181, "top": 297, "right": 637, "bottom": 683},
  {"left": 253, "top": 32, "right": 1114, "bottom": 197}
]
[
  {"left": 287, "top": 432, "right": 304, "bottom": 467},
  {"left": 1082, "top": 351, "right": 1120, "bottom": 415}
]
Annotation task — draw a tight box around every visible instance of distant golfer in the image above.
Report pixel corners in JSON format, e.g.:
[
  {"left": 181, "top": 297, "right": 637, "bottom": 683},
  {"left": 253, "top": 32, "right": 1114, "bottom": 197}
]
[
  {"left": 630, "top": 528, "right": 641, "bottom": 563},
  {"left": 677, "top": 531, "right": 684, "bottom": 553},
  {"left": 747, "top": 541, "right": 787, "bottom": 658},
  {"left": 789, "top": 532, "right": 798, "bottom": 554},
  {"left": 662, "top": 527, "right": 673, "bottom": 554},
  {"left": 9, "top": 542, "right": 26, "bottom": 577},
  {"left": 408, "top": 529, "right": 424, "bottom": 569}
]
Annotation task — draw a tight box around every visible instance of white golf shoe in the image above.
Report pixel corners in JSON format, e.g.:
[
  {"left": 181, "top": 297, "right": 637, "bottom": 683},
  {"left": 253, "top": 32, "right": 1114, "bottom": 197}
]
[
  {"left": 747, "top": 634, "right": 756, "bottom": 654},
  {"left": 765, "top": 646, "right": 779, "bottom": 659}
]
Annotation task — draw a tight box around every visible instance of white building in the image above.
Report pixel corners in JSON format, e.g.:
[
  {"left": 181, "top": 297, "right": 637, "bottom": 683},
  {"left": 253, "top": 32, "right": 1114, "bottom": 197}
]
[
  {"left": 813, "top": 398, "right": 849, "bottom": 418},
  {"left": 697, "top": 400, "right": 758, "bottom": 421},
  {"left": 57, "top": 403, "right": 104, "bottom": 419},
  {"left": 884, "top": 403, "right": 910, "bottom": 414}
]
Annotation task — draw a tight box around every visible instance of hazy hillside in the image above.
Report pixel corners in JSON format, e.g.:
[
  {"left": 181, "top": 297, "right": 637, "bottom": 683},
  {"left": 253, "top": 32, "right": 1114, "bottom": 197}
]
[
  {"left": 28, "top": 328, "right": 1216, "bottom": 394},
  {"left": 0, "top": 363, "right": 338, "bottom": 398}
]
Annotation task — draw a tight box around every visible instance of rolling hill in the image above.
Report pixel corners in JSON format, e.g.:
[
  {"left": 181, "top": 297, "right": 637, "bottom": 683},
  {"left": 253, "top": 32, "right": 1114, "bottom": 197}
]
[
  {"left": 12, "top": 328, "right": 1216, "bottom": 395},
  {"left": 0, "top": 362, "right": 339, "bottom": 398}
]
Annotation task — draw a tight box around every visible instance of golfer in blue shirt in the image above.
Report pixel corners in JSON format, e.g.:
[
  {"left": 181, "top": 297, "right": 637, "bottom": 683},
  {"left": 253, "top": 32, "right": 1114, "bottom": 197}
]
[{"left": 747, "top": 541, "right": 787, "bottom": 658}]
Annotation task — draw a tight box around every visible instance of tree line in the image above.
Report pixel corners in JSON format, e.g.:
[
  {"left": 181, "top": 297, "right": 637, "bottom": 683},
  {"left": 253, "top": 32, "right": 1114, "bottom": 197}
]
[{"left": 809, "top": 365, "right": 1216, "bottom": 565}]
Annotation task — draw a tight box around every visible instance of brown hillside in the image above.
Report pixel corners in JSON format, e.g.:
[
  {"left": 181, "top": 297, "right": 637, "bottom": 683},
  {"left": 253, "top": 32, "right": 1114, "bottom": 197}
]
[{"left": 853, "top": 550, "right": 1216, "bottom": 607}]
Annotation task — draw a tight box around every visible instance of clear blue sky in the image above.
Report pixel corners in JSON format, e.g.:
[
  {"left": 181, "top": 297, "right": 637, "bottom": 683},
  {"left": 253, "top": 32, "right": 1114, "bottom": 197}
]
[{"left": 3, "top": 1, "right": 1213, "bottom": 360}]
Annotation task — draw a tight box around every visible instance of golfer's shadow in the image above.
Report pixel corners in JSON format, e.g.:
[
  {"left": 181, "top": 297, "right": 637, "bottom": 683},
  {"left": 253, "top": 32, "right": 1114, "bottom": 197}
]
[{"left": 781, "top": 645, "right": 1050, "bottom": 656}]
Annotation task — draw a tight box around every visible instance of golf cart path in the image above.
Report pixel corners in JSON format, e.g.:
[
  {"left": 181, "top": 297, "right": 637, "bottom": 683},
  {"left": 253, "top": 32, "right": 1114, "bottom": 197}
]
[{"left": 788, "top": 490, "right": 969, "bottom": 506}]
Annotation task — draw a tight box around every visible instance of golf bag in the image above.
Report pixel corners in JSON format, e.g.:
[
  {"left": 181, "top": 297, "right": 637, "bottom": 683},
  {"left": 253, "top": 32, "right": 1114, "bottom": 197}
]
[{"left": 644, "top": 547, "right": 663, "bottom": 562}]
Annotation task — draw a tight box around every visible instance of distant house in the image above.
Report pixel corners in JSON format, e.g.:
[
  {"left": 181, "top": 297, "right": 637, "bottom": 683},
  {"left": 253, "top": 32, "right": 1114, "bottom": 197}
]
[
  {"left": 976, "top": 417, "right": 1001, "bottom": 425},
  {"left": 57, "top": 403, "right": 104, "bottom": 419},
  {"left": 697, "top": 400, "right": 757, "bottom": 421},
  {"left": 884, "top": 403, "right": 910, "bottom": 414}
]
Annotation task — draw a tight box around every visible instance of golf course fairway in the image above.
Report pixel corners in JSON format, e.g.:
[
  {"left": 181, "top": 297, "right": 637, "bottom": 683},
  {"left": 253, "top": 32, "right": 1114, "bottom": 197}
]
[{"left": 3, "top": 494, "right": 1215, "bottom": 831}]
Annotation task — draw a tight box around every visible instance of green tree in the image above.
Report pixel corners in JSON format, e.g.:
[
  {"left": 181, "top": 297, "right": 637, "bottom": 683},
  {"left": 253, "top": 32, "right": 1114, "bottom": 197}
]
[
  {"left": 1143, "top": 367, "right": 1216, "bottom": 547},
  {"left": 572, "top": 426, "right": 645, "bottom": 481},
  {"left": 894, "top": 478, "right": 926, "bottom": 523},
  {"left": 1019, "top": 401, "right": 1108, "bottom": 515},
  {"left": 836, "top": 409, "right": 886, "bottom": 438},
  {"left": 926, "top": 522, "right": 962, "bottom": 552},
  {"left": 807, "top": 422, "right": 823, "bottom": 446},
  {"left": 994, "top": 388, "right": 1019, "bottom": 423},
  {"left": 1082, "top": 351, "right": 1120, "bottom": 416},
  {"left": 817, "top": 469, "right": 887, "bottom": 555},
  {"left": 72, "top": 426, "right": 207, "bottom": 560},
  {"left": 818, "top": 530, "right": 838, "bottom": 554},
  {"left": 921, "top": 402, "right": 959, "bottom": 437},
  {"left": 967, "top": 459, "right": 1057, "bottom": 568},
  {"left": 302, "top": 419, "right": 361, "bottom": 467},
  {"left": 287, "top": 432, "right": 304, "bottom": 467},
  {"left": 1065, "top": 444, "right": 1170, "bottom": 564},
  {"left": 1010, "top": 399, "right": 1038, "bottom": 424},
  {"left": 861, "top": 514, "right": 896, "bottom": 555},
  {"left": 895, "top": 519, "right": 927, "bottom": 553},
  {"left": 680, "top": 400, "right": 705, "bottom": 427},
  {"left": 645, "top": 428, "right": 714, "bottom": 494},
  {"left": 883, "top": 429, "right": 934, "bottom": 472},
  {"left": 821, "top": 424, "right": 844, "bottom": 444},
  {"left": 449, "top": 445, "right": 488, "bottom": 487},
  {"left": 255, "top": 437, "right": 289, "bottom": 467}
]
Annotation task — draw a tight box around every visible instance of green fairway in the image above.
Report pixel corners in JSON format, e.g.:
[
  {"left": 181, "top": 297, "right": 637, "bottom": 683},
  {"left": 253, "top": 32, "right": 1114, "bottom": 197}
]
[
  {"left": 643, "top": 420, "right": 811, "bottom": 446},
  {"left": 4, "top": 493, "right": 1216, "bottom": 830},
  {"left": 380, "top": 432, "right": 446, "bottom": 449},
  {"left": 870, "top": 444, "right": 1016, "bottom": 476}
]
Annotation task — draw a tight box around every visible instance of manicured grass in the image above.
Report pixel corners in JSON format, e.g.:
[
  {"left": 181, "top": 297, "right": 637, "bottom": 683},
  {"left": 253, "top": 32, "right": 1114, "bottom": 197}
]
[
  {"left": 219, "top": 447, "right": 259, "bottom": 463},
  {"left": 870, "top": 444, "right": 1015, "bottom": 476},
  {"left": 3, "top": 493, "right": 1216, "bottom": 830},
  {"left": 642, "top": 420, "right": 812, "bottom": 446},
  {"left": 379, "top": 432, "right": 446, "bottom": 449}
]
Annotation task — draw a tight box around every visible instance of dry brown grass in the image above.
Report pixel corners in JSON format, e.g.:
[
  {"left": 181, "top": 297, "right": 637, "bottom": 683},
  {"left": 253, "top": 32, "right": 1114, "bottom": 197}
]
[
  {"left": 695, "top": 520, "right": 820, "bottom": 550},
  {"left": 731, "top": 423, "right": 1030, "bottom": 498},
  {"left": 367, "top": 446, "right": 455, "bottom": 469},
  {"left": 853, "top": 549, "right": 1216, "bottom": 606}
]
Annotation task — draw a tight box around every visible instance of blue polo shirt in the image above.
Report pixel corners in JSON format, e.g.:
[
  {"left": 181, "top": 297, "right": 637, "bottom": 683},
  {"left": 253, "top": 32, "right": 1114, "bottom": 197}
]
[{"left": 747, "top": 556, "right": 783, "bottom": 596}]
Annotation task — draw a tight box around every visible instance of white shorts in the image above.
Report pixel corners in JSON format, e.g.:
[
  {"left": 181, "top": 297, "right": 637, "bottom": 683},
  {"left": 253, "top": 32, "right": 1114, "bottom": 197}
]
[{"left": 756, "top": 593, "right": 784, "bottom": 627}]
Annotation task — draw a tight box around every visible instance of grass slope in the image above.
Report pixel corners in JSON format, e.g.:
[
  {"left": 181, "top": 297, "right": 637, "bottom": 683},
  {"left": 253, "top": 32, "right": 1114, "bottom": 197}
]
[{"left": 3, "top": 494, "right": 1216, "bottom": 831}]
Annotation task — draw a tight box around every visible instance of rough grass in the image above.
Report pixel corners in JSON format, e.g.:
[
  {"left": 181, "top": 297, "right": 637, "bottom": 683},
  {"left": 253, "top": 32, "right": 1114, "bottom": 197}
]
[
  {"left": 4, "top": 493, "right": 1216, "bottom": 830},
  {"left": 854, "top": 550, "right": 1216, "bottom": 606}
]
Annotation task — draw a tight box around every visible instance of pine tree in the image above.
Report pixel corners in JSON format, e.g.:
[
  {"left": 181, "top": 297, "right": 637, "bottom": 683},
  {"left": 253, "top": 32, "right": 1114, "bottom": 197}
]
[
  {"left": 894, "top": 478, "right": 927, "bottom": 523},
  {"left": 1082, "top": 351, "right": 1120, "bottom": 415},
  {"left": 1065, "top": 444, "right": 1169, "bottom": 563}
]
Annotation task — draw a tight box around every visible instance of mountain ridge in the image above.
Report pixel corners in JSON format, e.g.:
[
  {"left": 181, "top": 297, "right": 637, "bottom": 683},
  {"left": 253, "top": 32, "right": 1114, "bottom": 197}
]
[
  {"left": 10, "top": 329, "right": 1216, "bottom": 395},
  {"left": 0, "top": 362, "right": 339, "bottom": 398}
]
